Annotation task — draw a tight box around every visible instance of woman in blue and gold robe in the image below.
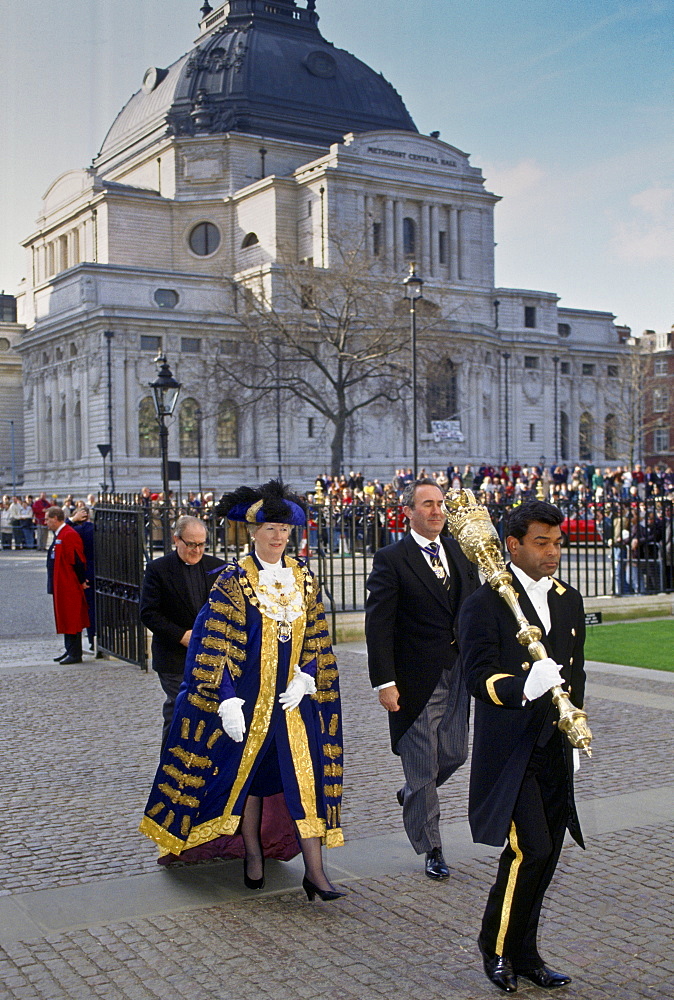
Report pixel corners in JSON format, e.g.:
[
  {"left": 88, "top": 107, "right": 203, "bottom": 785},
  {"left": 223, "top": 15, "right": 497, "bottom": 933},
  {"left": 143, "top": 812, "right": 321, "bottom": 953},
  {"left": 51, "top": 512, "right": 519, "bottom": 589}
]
[{"left": 140, "top": 481, "right": 344, "bottom": 899}]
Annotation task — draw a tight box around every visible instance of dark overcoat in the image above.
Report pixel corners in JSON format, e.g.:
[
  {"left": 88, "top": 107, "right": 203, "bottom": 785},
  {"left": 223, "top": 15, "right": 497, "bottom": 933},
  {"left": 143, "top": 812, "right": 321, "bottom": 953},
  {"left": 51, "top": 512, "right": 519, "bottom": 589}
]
[
  {"left": 365, "top": 532, "right": 479, "bottom": 752},
  {"left": 458, "top": 570, "right": 586, "bottom": 848},
  {"left": 140, "top": 549, "right": 224, "bottom": 674}
]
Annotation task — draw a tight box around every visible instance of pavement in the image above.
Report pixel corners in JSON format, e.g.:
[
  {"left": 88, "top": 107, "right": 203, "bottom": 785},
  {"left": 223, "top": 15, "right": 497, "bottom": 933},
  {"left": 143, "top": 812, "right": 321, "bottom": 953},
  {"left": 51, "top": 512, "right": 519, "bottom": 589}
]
[{"left": 1, "top": 553, "right": 674, "bottom": 999}]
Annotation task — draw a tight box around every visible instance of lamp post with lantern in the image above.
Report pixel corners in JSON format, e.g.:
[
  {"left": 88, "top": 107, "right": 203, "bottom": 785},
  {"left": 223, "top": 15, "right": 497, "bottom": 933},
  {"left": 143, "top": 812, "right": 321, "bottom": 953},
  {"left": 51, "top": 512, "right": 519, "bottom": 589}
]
[
  {"left": 150, "top": 354, "right": 181, "bottom": 553},
  {"left": 403, "top": 262, "right": 424, "bottom": 476}
]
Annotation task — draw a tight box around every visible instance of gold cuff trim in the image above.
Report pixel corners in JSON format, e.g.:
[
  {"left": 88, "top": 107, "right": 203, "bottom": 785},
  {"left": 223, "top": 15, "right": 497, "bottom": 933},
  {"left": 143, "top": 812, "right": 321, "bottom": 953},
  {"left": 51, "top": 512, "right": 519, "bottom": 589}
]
[
  {"left": 324, "top": 827, "right": 344, "bottom": 848},
  {"left": 486, "top": 673, "right": 512, "bottom": 706}
]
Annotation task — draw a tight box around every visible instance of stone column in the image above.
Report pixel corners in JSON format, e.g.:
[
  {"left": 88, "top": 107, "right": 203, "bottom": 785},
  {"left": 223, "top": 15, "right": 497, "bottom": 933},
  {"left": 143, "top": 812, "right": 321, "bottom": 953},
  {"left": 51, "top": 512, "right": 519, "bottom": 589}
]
[
  {"left": 449, "top": 206, "right": 459, "bottom": 281},
  {"left": 428, "top": 203, "right": 438, "bottom": 279},
  {"left": 394, "top": 200, "right": 404, "bottom": 272},
  {"left": 421, "top": 202, "right": 431, "bottom": 275},
  {"left": 365, "top": 194, "right": 374, "bottom": 255},
  {"left": 384, "top": 198, "right": 394, "bottom": 266}
]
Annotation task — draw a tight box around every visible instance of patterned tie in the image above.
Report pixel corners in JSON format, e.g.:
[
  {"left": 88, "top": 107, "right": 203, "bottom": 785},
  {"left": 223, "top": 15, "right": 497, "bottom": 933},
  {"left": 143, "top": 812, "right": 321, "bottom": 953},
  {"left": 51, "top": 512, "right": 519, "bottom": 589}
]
[{"left": 422, "top": 541, "right": 451, "bottom": 592}]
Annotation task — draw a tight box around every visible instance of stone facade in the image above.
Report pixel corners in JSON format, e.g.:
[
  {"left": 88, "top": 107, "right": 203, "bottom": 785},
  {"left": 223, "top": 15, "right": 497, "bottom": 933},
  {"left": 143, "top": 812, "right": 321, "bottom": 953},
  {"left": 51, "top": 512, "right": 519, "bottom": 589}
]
[
  {"left": 0, "top": 296, "right": 24, "bottom": 491},
  {"left": 14, "top": 1, "right": 630, "bottom": 491}
]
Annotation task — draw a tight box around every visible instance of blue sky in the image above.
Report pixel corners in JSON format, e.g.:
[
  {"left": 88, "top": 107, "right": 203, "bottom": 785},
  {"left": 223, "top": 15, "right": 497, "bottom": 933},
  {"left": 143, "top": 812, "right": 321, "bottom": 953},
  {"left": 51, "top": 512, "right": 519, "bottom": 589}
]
[{"left": 1, "top": 0, "right": 672, "bottom": 333}]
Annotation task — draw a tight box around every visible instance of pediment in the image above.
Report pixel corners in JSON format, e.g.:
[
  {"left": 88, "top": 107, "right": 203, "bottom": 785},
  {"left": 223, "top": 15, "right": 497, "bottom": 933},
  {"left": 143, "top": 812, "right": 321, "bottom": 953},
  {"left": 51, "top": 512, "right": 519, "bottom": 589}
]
[
  {"left": 42, "top": 170, "right": 96, "bottom": 215},
  {"left": 339, "top": 130, "right": 473, "bottom": 174}
]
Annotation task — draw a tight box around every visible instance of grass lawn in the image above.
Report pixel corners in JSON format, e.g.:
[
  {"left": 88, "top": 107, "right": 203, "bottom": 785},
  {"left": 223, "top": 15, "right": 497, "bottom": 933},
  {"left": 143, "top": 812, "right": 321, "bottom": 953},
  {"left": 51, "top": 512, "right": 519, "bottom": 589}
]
[{"left": 585, "top": 619, "right": 674, "bottom": 671}]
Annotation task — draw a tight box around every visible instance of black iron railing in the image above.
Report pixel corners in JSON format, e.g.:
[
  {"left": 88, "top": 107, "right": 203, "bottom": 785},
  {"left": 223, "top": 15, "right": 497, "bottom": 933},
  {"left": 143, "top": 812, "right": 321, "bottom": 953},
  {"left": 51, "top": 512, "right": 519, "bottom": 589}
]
[{"left": 92, "top": 494, "right": 673, "bottom": 668}]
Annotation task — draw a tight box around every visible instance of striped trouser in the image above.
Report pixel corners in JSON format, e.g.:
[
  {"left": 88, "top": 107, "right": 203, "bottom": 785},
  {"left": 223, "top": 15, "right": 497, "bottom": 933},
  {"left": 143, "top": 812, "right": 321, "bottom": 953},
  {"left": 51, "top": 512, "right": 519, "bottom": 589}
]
[{"left": 396, "top": 665, "right": 469, "bottom": 854}]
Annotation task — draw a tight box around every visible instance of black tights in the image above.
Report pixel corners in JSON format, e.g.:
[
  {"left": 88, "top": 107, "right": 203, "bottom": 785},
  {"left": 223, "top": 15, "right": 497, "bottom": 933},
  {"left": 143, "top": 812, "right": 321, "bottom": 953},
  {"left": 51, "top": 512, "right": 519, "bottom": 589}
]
[{"left": 240, "top": 794, "right": 334, "bottom": 890}]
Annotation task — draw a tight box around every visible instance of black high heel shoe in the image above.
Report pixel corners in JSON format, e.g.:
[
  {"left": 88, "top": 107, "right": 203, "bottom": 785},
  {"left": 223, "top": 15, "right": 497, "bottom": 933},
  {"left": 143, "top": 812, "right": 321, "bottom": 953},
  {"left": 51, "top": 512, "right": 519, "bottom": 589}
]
[
  {"left": 243, "top": 856, "right": 265, "bottom": 890},
  {"left": 302, "top": 875, "right": 346, "bottom": 901}
]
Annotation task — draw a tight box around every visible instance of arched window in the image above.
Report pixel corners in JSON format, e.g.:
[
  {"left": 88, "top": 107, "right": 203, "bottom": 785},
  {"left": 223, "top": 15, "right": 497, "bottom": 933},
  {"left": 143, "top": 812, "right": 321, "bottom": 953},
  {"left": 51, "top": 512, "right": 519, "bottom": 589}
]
[
  {"left": 560, "top": 410, "right": 569, "bottom": 461},
  {"left": 241, "top": 232, "right": 259, "bottom": 248},
  {"left": 604, "top": 413, "right": 617, "bottom": 460},
  {"left": 73, "top": 400, "right": 82, "bottom": 460},
  {"left": 579, "top": 411, "right": 593, "bottom": 461},
  {"left": 45, "top": 403, "right": 53, "bottom": 464},
  {"left": 426, "top": 357, "right": 458, "bottom": 429},
  {"left": 403, "top": 217, "right": 416, "bottom": 258},
  {"left": 217, "top": 402, "right": 238, "bottom": 458},
  {"left": 138, "top": 397, "right": 160, "bottom": 458},
  {"left": 179, "top": 398, "right": 200, "bottom": 458},
  {"left": 59, "top": 403, "right": 67, "bottom": 461}
]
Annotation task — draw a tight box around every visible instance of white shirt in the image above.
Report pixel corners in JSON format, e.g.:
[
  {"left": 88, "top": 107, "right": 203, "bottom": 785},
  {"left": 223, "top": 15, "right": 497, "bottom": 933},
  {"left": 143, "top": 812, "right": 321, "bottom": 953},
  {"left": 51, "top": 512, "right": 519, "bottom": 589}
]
[
  {"left": 510, "top": 564, "right": 553, "bottom": 634},
  {"left": 410, "top": 528, "right": 450, "bottom": 575}
]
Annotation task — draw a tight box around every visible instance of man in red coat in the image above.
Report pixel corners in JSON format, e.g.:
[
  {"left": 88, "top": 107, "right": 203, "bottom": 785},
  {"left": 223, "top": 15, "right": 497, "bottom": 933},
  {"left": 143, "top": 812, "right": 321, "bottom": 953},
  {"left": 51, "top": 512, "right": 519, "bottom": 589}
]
[{"left": 45, "top": 506, "right": 90, "bottom": 664}]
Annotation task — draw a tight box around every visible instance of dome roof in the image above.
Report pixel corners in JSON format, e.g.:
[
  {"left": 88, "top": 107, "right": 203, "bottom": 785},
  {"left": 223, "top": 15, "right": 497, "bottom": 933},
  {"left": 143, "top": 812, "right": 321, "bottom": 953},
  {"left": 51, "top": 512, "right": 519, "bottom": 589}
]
[{"left": 96, "top": 1, "right": 417, "bottom": 164}]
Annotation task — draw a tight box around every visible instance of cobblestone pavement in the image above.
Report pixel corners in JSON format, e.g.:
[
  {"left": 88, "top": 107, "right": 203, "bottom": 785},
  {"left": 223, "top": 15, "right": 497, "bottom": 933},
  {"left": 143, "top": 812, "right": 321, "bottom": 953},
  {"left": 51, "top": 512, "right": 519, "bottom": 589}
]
[{"left": 1, "top": 550, "right": 673, "bottom": 998}]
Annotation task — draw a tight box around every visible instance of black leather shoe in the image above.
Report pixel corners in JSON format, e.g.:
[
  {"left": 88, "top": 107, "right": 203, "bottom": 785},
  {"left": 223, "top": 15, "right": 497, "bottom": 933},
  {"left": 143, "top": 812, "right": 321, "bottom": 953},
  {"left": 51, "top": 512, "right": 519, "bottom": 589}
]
[
  {"left": 243, "top": 856, "right": 265, "bottom": 890},
  {"left": 59, "top": 656, "right": 83, "bottom": 664},
  {"left": 479, "top": 939, "right": 517, "bottom": 993},
  {"left": 53, "top": 653, "right": 67, "bottom": 662},
  {"left": 425, "top": 847, "right": 450, "bottom": 879},
  {"left": 396, "top": 788, "right": 404, "bottom": 807},
  {"left": 516, "top": 965, "right": 571, "bottom": 988}
]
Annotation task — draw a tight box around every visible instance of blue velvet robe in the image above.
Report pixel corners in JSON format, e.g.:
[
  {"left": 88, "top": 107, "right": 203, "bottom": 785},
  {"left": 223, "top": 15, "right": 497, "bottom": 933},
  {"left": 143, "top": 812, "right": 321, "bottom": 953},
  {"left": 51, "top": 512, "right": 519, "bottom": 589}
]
[{"left": 140, "top": 555, "right": 343, "bottom": 856}]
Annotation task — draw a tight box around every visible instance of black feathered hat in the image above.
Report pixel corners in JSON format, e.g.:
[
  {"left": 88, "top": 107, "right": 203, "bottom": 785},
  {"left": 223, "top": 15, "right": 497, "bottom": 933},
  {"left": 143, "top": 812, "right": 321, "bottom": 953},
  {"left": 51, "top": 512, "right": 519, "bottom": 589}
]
[{"left": 215, "top": 479, "right": 306, "bottom": 526}]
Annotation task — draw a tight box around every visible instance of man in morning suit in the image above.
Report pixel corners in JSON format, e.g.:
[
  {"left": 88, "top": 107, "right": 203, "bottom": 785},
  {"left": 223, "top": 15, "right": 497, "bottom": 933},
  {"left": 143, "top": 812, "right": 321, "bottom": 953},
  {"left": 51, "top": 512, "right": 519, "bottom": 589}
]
[
  {"left": 365, "top": 480, "right": 479, "bottom": 878},
  {"left": 458, "top": 500, "right": 586, "bottom": 993},
  {"left": 140, "top": 515, "right": 224, "bottom": 748}
]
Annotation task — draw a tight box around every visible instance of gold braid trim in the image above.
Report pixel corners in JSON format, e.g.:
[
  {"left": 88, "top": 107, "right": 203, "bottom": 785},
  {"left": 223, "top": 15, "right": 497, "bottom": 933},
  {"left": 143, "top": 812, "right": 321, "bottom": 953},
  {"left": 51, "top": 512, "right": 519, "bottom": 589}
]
[
  {"left": 316, "top": 690, "right": 339, "bottom": 702},
  {"left": 139, "top": 815, "right": 184, "bottom": 854},
  {"left": 324, "top": 763, "right": 343, "bottom": 777},
  {"left": 161, "top": 764, "right": 205, "bottom": 789},
  {"left": 158, "top": 783, "right": 200, "bottom": 809},
  {"left": 187, "top": 692, "right": 219, "bottom": 712},
  {"left": 324, "top": 743, "right": 342, "bottom": 759},
  {"left": 170, "top": 746, "right": 212, "bottom": 769}
]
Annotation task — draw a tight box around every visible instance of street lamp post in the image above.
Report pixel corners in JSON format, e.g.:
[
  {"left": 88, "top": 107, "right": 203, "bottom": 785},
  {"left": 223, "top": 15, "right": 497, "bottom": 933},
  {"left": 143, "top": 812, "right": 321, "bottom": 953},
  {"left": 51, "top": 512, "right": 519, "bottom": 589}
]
[
  {"left": 150, "top": 354, "right": 181, "bottom": 554},
  {"left": 552, "top": 355, "right": 560, "bottom": 466},
  {"left": 274, "top": 338, "right": 283, "bottom": 480},
  {"left": 501, "top": 351, "right": 511, "bottom": 464},
  {"left": 404, "top": 262, "right": 424, "bottom": 477},
  {"left": 103, "top": 330, "right": 115, "bottom": 493},
  {"left": 97, "top": 443, "right": 111, "bottom": 493},
  {"left": 195, "top": 407, "right": 203, "bottom": 499}
]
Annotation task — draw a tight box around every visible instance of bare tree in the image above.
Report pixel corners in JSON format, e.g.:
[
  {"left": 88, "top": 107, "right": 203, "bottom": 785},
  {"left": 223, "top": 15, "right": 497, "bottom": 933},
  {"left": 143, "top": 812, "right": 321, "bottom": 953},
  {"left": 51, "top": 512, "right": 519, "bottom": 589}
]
[
  {"left": 211, "top": 243, "right": 429, "bottom": 475},
  {"left": 605, "top": 334, "right": 656, "bottom": 467}
]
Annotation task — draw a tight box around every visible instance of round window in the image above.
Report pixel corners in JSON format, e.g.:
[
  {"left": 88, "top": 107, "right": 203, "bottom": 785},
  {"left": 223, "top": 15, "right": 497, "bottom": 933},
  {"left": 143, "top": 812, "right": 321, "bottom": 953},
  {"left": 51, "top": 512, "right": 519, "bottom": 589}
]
[
  {"left": 0, "top": 337, "right": 10, "bottom": 351},
  {"left": 189, "top": 222, "right": 220, "bottom": 256}
]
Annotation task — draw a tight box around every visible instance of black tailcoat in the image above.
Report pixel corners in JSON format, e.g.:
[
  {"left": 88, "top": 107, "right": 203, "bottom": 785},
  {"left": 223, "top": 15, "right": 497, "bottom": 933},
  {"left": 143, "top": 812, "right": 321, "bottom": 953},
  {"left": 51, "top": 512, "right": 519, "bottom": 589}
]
[
  {"left": 458, "top": 569, "right": 586, "bottom": 848},
  {"left": 365, "top": 532, "right": 479, "bottom": 752},
  {"left": 140, "top": 550, "right": 224, "bottom": 674}
]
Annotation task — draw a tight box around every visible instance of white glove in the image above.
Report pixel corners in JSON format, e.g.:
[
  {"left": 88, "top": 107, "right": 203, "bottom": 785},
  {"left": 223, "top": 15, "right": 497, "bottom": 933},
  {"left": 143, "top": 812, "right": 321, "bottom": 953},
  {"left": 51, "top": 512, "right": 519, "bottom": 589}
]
[
  {"left": 523, "top": 657, "right": 563, "bottom": 702},
  {"left": 573, "top": 748, "right": 580, "bottom": 773},
  {"left": 279, "top": 665, "right": 316, "bottom": 711},
  {"left": 218, "top": 697, "right": 246, "bottom": 742}
]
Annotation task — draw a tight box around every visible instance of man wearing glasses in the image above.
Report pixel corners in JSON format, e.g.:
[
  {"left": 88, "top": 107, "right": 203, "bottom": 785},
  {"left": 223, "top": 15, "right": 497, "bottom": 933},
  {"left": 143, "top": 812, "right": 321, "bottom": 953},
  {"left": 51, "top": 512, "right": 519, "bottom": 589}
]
[{"left": 141, "top": 515, "right": 224, "bottom": 748}]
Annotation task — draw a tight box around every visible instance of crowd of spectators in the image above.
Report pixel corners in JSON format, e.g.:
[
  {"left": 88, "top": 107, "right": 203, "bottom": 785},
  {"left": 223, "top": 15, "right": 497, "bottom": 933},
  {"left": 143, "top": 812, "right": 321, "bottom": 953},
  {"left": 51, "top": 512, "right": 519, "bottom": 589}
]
[
  {"left": 1, "top": 492, "right": 97, "bottom": 551},
  {"left": 302, "top": 462, "right": 674, "bottom": 508}
]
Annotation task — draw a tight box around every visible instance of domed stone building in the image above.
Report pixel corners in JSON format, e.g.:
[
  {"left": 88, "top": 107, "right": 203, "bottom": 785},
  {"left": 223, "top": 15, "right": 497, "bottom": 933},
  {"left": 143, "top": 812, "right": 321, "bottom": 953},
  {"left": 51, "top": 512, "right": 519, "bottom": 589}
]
[{"left": 16, "top": 0, "right": 628, "bottom": 491}]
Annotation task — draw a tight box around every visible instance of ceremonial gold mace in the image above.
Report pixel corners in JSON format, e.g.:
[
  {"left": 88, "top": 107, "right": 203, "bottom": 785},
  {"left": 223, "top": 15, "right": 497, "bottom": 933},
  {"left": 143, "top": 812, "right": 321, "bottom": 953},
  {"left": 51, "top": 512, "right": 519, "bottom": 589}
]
[{"left": 442, "top": 488, "right": 593, "bottom": 757}]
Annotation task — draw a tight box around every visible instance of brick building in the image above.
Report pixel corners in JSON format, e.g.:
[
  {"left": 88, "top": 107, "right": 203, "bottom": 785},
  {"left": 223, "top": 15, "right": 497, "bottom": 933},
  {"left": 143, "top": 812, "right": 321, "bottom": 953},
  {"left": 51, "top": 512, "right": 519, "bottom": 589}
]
[{"left": 643, "top": 326, "right": 674, "bottom": 468}]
